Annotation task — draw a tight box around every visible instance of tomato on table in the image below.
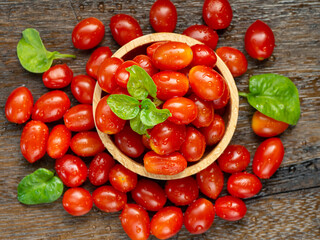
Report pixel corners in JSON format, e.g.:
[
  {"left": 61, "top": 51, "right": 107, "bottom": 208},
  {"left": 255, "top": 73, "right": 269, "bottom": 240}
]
[
  {"left": 115, "top": 60, "right": 139, "bottom": 88},
  {"left": 47, "top": 124, "right": 71, "bottom": 159},
  {"left": 42, "top": 64, "right": 73, "bottom": 89},
  {"left": 93, "top": 186, "right": 127, "bottom": 212},
  {"left": 109, "top": 164, "right": 138, "bottom": 193},
  {"left": 97, "top": 57, "right": 123, "bottom": 93},
  {"left": 70, "top": 131, "right": 105, "bottom": 157},
  {"left": 150, "top": 0, "right": 177, "bottom": 32},
  {"left": 215, "top": 196, "right": 247, "bottom": 221},
  {"left": 88, "top": 152, "right": 115, "bottom": 186},
  {"left": 63, "top": 104, "right": 95, "bottom": 132},
  {"left": 189, "top": 93, "right": 214, "bottom": 128},
  {"left": 71, "top": 75, "right": 96, "bottom": 104},
  {"left": 62, "top": 188, "right": 93, "bottom": 216},
  {"left": 133, "top": 55, "right": 159, "bottom": 76},
  {"left": 227, "top": 172, "right": 262, "bottom": 198},
  {"left": 190, "top": 44, "right": 217, "bottom": 67},
  {"left": 180, "top": 127, "right": 206, "bottom": 162},
  {"left": 217, "top": 145, "right": 250, "bottom": 173},
  {"left": 201, "top": 114, "right": 225, "bottom": 145},
  {"left": 86, "top": 46, "right": 112, "bottom": 79},
  {"left": 183, "top": 25, "right": 219, "bottom": 49},
  {"left": 202, "top": 0, "right": 233, "bottom": 30}
]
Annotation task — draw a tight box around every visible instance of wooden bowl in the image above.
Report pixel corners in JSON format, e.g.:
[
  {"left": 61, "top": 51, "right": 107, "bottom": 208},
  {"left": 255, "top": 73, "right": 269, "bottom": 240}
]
[{"left": 93, "top": 33, "right": 239, "bottom": 180}]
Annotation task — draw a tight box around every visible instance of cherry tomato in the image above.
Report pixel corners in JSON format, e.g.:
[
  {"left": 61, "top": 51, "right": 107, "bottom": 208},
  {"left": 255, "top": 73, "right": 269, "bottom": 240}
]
[
  {"left": 165, "top": 176, "right": 199, "bottom": 206},
  {"left": 212, "top": 80, "right": 230, "bottom": 109},
  {"left": 88, "top": 152, "right": 115, "bottom": 186},
  {"left": 201, "top": 114, "right": 225, "bottom": 145},
  {"left": 227, "top": 172, "right": 262, "bottom": 198},
  {"left": 109, "top": 14, "right": 143, "bottom": 46},
  {"left": 131, "top": 179, "right": 167, "bottom": 211},
  {"left": 252, "top": 111, "right": 289, "bottom": 137},
  {"left": 245, "top": 20, "right": 275, "bottom": 60},
  {"left": 217, "top": 145, "right": 250, "bottom": 173},
  {"left": 142, "top": 134, "right": 151, "bottom": 149},
  {"left": 5, "top": 86, "right": 33, "bottom": 124},
  {"left": 32, "top": 90, "right": 71, "bottom": 122},
  {"left": 163, "top": 97, "right": 198, "bottom": 125},
  {"left": 184, "top": 198, "right": 215, "bottom": 234},
  {"left": 150, "top": 206, "right": 183, "bottom": 239},
  {"left": 71, "top": 75, "right": 96, "bottom": 104},
  {"left": 70, "top": 131, "right": 105, "bottom": 157},
  {"left": 152, "top": 41, "right": 193, "bottom": 70},
  {"left": 253, "top": 138, "right": 284, "bottom": 179},
  {"left": 55, "top": 154, "right": 87, "bottom": 187},
  {"left": 47, "top": 124, "right": 71, "bottom": 159},
  {"left": 120, "top": 204, "right": 150, "bottom": 240},
  {"left": 95, "top": 95, "right": 126, "bottom": 134},
  {"left": 63, "top": 104, "right": 94, "bottom": 132},
  {"left": 97, "top": 57, "right": 123, "bottom": 93},
  {"left": 42, "top": 64, "right": 73, "bottom": 89},
  {"left": 189, "top": 65, "right": 225, "bottom": 101},
  {"left": 183, "top": 25, "right": 219, "bottom": 49},
  {"left": 115, "top": 125, "right": 145, "bottom": 158},
  {"left": 115, "top": 60, "right": 139, "bottom": 88},
  {"left": 190, "top": 44, "right": 217, "bottom": 67},
  {"left": 150, "top": 0, "right": 177, "bottom": 32},
  {"left": 93, "top": 186, "right": 127, "bottom": 212},
  {"left": 202, "top": 0, "right": 233, "bottom": 30},
  {"left": 196, "top": 162, "right": 224, "bottom": 199},
  {"left": 72, "top": 17, "right": 105, "bottom": 50},
  {"left": 150, "top": 120, "right": 186, "bottom": 155},
  {"left": 86, "top": 46, "right": 112, "bottom": 79},
  {"left": 144, "top": 151, "right": 187, "bottom": 175},
  {"left": 133, "top": 55, "right": 159, "bottom": 76},
  {"left": 152, "top": 71, "right": 189, "bottom": 100},
  {"left": 215, "top": 196, "right": 247, "bottom": 221},
  {"left": 62, "top": 188, "right": 93, "bottom": 216},
  {"left": 112, "top": 86, "right": 130, "bottom": 96},
  {"left": 189, "top": 93, "right": 214, "bottom": 128},
  {"left": 20, "top": 120, "right": 49, "bottom": 163},
  {"left": 147, "top": 41, "right": 167, "bottom": 58},
  {"left": 180, "top": 127, "right": 206, "bottom": 162},
  {"left": 109, "top": 164, "right": 138, "bottom": 193},
  {"left": 216, "top": 47, "right": 248, "bottom": 77}
]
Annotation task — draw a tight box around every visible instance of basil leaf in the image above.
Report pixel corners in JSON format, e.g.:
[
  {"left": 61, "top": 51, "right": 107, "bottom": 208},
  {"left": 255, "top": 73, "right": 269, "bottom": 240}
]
[
  {"left": 107, "top": 94, "right": 140, "bottom": 120},
  {"left": 126, "top": 65, "right": 157, "bottom": 100},
  {"left": 17, "top": 28, "right": 76, "bottom": 73},
  {"left": 239, "top": 73, "right": 300, "bottom": 125},
  {"left": 17, "top": 168, "right": 63, "bottom": 205},
  {"left": 140, "top": 99, "right": 171, "bottom": 126},
  {"left": 130, "top": 113, "right": 153, "bottom": 135}
]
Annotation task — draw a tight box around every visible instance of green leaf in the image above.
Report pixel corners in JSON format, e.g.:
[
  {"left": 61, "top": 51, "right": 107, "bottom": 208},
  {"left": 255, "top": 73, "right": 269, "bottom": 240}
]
[
  {"left": 240, "top": 74, "right": 300, "bottom": 125},
  {"left": 140, "top": 99, "right": 171, "bottom": 126},
  {"left": 107, "top": 94, "right": 140, "bottom": 120},
  {"left": 17, "top": 168, "right": 63, "bottom": 205},
  {"left": 17, "top": 28, "right": 76, "bottom": 73},
  {"left": 126, "top": 65, "right": 157, "bottom": 100},
  {"left": 130, "top": 113, "right": 154, "bottom": 135}
]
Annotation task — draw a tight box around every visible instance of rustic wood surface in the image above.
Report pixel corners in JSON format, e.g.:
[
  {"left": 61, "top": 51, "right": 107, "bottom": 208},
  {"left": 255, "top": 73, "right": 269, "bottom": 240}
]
[{"left": 0, "top": 0, "right": 319, "bottom": 239}]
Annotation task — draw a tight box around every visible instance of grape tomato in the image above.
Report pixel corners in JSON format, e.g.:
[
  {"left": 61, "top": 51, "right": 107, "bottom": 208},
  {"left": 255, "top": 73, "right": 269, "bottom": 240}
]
[
  {"left": 183, "top": 24, "right": 219, "bottom": 49},
  {"left": 86, "top": 46, "right": 112, "bottom": 79},
  {"left": 42, "top": 64, "right": 73, "bottom": 89},
  {"left": 71, "top": 75, "right": 96, "bottom": 104},
  {"left": 88, "top": 152, "right": 115, "bottom": 186},
  {"left": 47, "top": 124, "right": 71, "bottom": 159},
  {"left": 150, "top": 0, "right": 177, "bottom": 32}
]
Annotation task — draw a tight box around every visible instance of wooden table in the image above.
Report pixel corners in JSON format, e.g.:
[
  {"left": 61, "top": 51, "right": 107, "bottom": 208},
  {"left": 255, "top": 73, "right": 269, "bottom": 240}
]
[{"left": 0, "top": 0, "right": 319, "bottom": 239}]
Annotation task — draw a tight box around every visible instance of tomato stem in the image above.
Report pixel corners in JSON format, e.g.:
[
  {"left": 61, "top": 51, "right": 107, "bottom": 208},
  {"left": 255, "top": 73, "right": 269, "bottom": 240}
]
[
  {"left": 238, "top": 92, "right": 248, "bottom": 98},
  {"left": 53, "top": 53, "right": 76, "bottom": 59}
]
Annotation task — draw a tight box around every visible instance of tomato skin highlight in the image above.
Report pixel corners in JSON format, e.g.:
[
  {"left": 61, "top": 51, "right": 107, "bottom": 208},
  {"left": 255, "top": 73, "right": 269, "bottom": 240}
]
[
  {"left": 109, "top": 164, "right": 138, "bottom": 193},
  {"left": 133, "top": 55, "right": 159, "bottom": 77},
  {"left": 62, "top": 188, "right": 93, "bottom": 216},
  {"left": 93, "top": 185, "right": 127, "bottom": 212},
  {"left": 180, "top": 127, "right": 206, "bottom": 162},
  {"left": 63, "top": 104, "right": 95, "bottom": 132},
  {"left": 70, "top": 131, "right": 105, "bottom": 157},
  {"left": 47, "top": 124, "right": 71, "bottom": 159},
  {"left": 115, "top": 60, "right": 139, "bottom": 88},
  {"left": 190, "top": 44, "right": 217, "bottom": 67},
  {"left": 217, "top": 145, "right": 250, "bottom": 173},
  {"left": 227, "top": 172, "right": 262, "bottom": 198},
  {"left": 215, "top": 196, "right": 247, "bottom": 221},
  {"left": 202, "top": 0, "right": 233, "bottom": 30},
  {"left": 88, "top": 152, "right": 115, "bottom": 186},
  {"left": 86, "top": 46, "right": 112, "bottom": 79},
  {"left": 71, "top": 75, "right": 96, "bottom": 104},
  {"left": 183, "top": 25, "right": 219, "bottom": 49},
  {"left": 189, "top": 93, "right": 214, "bottom": 128},
  {"left": 201, "top": 114, "right": 225, "bottom": 145},
  {"left": 150, "top": 0, "right": 177, "bottom": 33}
]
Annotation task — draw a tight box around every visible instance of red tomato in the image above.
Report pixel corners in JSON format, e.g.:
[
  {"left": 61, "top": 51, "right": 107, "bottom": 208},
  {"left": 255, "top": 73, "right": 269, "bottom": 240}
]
[
  {"left": 88, "top": 152, "right": 115, "bottom": 186},
  {"left": 184, "top": 198, "right": 215, "bottom": 234},
  {"left": 62, "top": 188, "right": 93, "bottom": 216},
  {"left": 215, "top": 196, "right": 247, "bottom": 221},
  {"left": 152, "top": 71, "right": 189, "bottom": 100},
  {"left": 163, "top": 97, "right": 198, "bottom": 125},
  {"left": 227, "top": 172, "right": 262, "bottom": 198},
  {"left": 109, "top": 164, "right": 138, "bottom": 193},
  {"left": 5, "top": 86, "right": 33, "bottom": 124},
  {"left": 144, "top": 151, "right": 187, "bottom": 175},
  {"left": 245, "top": 20, "right": 275, "bottom": 60},
  {"left": 165, "top": 176, "right": 199, "bottom": 206},
  {"left": 147, "top": 41, "right": 167, "bottom": 58},
  {"left": 190, "top": 44, "right": 217, "bottom": 67},
  {"left": 120, "top": 204, "right": 150, "bottom": 240},
  {"left": 97, "top": 57, "right": 123, "bottom": 93},
  {"left": 47, "top": 124, "right": 71, "bottom": 159},
  {"left": 183, "top": 25, "right": 219, "bottom": 49},
  {"left": 20, "top": 120, "right": 49, "bottom": 163},
  {"left": 150, "top": 0, "right": 177, "bottom": 32},
  {"left": 115, "top": 125, "right": 145, "bottom": 158},
  {"left": 72, "top": 17, "right": 105, "bottom": 50},
  {"left": 189, "top": 65, "right": 225, "bottom": 101},
  {"left": 202, "top": 0, "right": 233, "bottom": 30},
  {"left": 253, "top": 138, "right": 284, "bottom": 179},
  {"left": 95, "top": 95, "right": 126, "bottom": 134},
  {"left": 133, "top": 55, "right": 159, "bottom": 76},
  {"left": 109, "top": 14, "right": 143, "bottom": 46},
  {"left": 252, "top": 111, "right": 289, "bottom": 137},
  {"left": 71, "top": 75, "right": 96, "bottom": 104},
  {"left": 217, "top": 145, "right": 250, "bottom": 173},
  {"left": 212, "top": 80, "right": 230, "bottom": 109},
  {"left": 32, "top": 90, "right": 71, "bottom": 122},
  {"left": 196, "top": 162, "right": 224, "bottom": 199},
  {"left": 151, "top": 206, "right": 183, "bottom": 239},
  {"left": 115, "top": 60, "right": 139, "bottom": 88},
  {"left": 152, "top": 41, "right": 193, "bottom": 70},
  {"left": 180, "top": 127, "right": 206, "bottom": 162},
  {"left": 70, "top": 131, "right": 105, "bottom": 157},
  {"left": 201, "top": 114, "right": 225, "bottom": 145},
  {"left": 93, "top": 186, "right": 127, "bottom": 212},
  {"left": 63, "top": 104, "right": 94, "bottom": 132},
  {"left": 131, "top": 179, "right": 167, "bottom": 211},
  {"left": 86, "top": 46, "right": 112, "bottom": 79},
  {"left": 142, "top": 134, "right": 151, "bottom": 150},
  {"left": 150, "top": 120, "right": 186, "bottom": 155},
  {"left": 216, "top": 47, "right": 248, "bottom": 77},
  {"left": 42, "top": 64, "right": 73, "bottom": 89},
  {"left": 189, "top": 93, "right": 214, "bottom": 128},
  {"left": 55, "top": 154, "right": 87, "bottom": 187}
]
